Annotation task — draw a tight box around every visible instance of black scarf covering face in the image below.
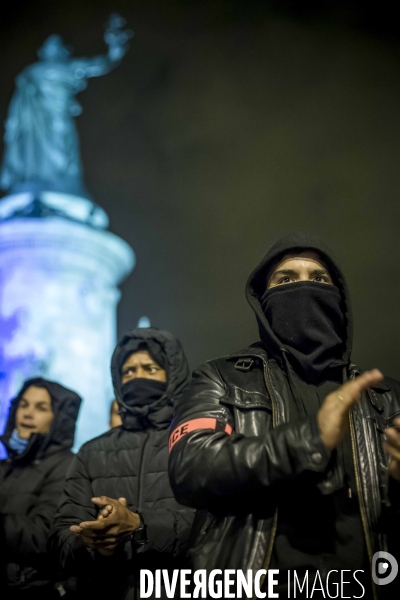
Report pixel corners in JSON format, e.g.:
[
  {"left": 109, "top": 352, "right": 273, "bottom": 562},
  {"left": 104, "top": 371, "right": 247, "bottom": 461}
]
[
  {"left": 117, "top": 340, "right": 169, "bottom": 429},
  {"left": 260, "top": 281, "right": 346, "bottom": 379},
  {"left": 121, "top": 378, "right": 167, "bottom": 409},
  {"left": 119, "top": 378, "right": 170, "bottom": 430}
]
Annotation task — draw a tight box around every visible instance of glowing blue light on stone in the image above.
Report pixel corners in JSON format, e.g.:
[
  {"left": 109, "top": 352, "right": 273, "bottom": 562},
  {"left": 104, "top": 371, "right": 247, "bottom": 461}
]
[{"left": 0, "top": 192, "right": 134, "bottom": 453}]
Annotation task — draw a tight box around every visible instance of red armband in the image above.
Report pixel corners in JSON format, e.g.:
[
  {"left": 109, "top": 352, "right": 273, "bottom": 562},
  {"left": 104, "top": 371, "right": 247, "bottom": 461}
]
[{"left": 169, "top": 418, "right": 233, "bottom": 451}]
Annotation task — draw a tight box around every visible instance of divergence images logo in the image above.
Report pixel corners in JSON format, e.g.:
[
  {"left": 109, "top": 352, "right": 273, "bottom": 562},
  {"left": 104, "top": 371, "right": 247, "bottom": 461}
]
[{"left": 372, "top": 551, "right": 398, "bottom": 586}]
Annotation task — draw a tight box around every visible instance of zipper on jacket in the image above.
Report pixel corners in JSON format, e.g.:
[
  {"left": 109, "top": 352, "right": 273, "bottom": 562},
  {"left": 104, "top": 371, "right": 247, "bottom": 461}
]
[
  {"left": 260, "top": 361, "right": 279, "bottom": 574},
  {"left": 349, "top": 408, "right": 378, "bottom": 600},
  {"left": 137, "top": 432, "right": 150, "bottom": 513}
]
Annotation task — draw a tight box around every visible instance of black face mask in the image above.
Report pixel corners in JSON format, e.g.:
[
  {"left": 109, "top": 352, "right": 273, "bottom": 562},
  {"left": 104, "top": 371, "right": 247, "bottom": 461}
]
[
  {"left": 121, "top": 378, "right": 167, "bottom": 408},
  {"left": 260, "top": 281, "right": 346, "bottom": 378}
]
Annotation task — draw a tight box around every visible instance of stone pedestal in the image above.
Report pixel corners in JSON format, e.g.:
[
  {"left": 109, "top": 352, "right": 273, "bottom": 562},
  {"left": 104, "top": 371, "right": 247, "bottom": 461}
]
[{"left": 0, "top": 192, "right": 134, "bottom": 450}]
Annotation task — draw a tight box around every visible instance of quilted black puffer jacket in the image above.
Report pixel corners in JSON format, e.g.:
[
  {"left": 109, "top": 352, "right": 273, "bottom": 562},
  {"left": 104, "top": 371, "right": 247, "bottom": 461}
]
[
  {"left": 0, "top": 378, "right": 81, "bottom": 598},
  {"left": 48, "top": 328, "right": 194, "bottom": 599}
]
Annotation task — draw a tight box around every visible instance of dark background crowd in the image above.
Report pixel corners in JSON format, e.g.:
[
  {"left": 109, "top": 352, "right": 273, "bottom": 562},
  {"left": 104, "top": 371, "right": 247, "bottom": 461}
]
[{"left": 1, "top": 0, "right": 400, "bottom": 378}]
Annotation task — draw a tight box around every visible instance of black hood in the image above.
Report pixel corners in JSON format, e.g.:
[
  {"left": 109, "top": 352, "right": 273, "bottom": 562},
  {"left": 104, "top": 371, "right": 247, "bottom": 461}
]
[
  {"left": 245, "top": 232, "right": 352, "bottom": 368},
  {"left": 1, "top": 377, "right": 82, "bottom": 460},
  {"left": 111, "top": 327, "right": 190, "bottom": 429}
]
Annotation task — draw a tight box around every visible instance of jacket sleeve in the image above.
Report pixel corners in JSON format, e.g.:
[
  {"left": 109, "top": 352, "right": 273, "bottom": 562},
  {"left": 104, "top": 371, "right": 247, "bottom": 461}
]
[
  {"left": 47, "top": 452, "right": 97, "bottom": 575},
  {"left": 138, "top": 506, "right": 194, "bottom": 555},
  {"left": 169, "top": 361, "right": 331, "bottom": 510},
  {"left": 0, "top": 455, "right": 72, "bottom": 562}
]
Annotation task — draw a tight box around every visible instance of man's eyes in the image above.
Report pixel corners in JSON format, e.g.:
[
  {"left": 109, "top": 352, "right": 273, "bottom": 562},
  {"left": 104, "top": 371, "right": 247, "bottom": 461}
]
[
  {"left": 123, "top": 366, "right": 158, "bottom": 374},
  {"left": 124, "top": 368, "right": 135, "bottom": 375},
  {"left": 276, "top": 275, "right": 329, "bottom": 285}
]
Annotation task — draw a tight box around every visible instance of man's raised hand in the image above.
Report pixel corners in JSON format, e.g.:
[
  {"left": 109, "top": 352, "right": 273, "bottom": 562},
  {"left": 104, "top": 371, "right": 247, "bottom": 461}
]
[{"left": 318, "top": 369, "right": 383, "bottom": 451}]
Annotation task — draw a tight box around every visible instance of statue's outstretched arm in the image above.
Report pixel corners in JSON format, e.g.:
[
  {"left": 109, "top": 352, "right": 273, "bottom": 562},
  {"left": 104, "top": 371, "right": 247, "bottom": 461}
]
[
  {"left": 70, "top": 54, "right": 120, "bottom": 79},
  {"left": 70, "top": 13, "right": 133, "bottom": 79}
]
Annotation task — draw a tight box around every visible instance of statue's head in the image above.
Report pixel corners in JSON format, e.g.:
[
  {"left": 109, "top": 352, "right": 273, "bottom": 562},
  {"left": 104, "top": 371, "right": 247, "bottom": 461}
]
[{"left": 37, "top": 35, "right": 72, "bottom": 62}]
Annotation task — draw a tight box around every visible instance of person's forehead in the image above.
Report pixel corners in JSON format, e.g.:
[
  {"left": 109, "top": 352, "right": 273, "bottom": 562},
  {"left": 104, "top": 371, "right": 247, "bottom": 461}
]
[
  {"left": 271, "top": 250, "right": 330, "bottom": 273},
  {"left": 21, "top": 385, "right": 52, "bottom": 403},
  {"left": 122, "top": 349, "right": 154, "bottom": 366}
]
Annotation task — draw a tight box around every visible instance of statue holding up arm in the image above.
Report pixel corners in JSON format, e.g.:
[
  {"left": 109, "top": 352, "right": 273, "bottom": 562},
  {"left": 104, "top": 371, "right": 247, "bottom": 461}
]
[{"left": 0, "top": 14, "right": 132, "bottom": 197}]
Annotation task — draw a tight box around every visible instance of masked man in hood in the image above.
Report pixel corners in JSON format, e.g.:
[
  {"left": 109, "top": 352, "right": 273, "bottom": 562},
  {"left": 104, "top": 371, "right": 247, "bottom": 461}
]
[
  {"left": 48, "top": 327, "right": 194, "bottom": 599},
  {"left": 0, "top": 377, "right": 81, "bottom": 599},
  {"left": 169, "top": 233, "right": 400, "bottom": 599}
]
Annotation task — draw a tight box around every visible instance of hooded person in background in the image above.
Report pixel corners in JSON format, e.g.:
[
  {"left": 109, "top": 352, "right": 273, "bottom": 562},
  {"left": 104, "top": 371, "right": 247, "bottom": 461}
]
[
  {"left": 48, "top": 327, "right": 194, "bottom": 599},
  {"left": 0, "top": 377, "right": 81, "bottom": 600},
  {"left": 169, "top": 233, "right": 400, "bottom": 599}
]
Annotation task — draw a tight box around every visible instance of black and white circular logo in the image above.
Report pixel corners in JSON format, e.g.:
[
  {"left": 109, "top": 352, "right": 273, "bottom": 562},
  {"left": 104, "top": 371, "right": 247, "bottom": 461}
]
[{"left": 372, "top": 551, "right": 398, "bottom": 586}]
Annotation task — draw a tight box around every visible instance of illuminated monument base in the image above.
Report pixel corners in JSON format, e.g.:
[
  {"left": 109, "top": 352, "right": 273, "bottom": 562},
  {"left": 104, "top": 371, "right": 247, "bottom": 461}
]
[{"left": 0, "top": 192, "right": 134, "bottom": 451}]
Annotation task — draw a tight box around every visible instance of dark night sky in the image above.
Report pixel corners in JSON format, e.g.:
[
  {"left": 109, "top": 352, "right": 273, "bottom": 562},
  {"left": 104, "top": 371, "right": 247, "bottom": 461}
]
[{"left": 1, "top": 1, "right": 400, "bottom": 377}]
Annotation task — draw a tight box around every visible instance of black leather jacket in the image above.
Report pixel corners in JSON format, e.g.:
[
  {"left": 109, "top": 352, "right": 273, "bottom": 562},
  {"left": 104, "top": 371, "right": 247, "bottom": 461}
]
[{"left": 169, "top": 343, "right": 400, "bottom": 594}]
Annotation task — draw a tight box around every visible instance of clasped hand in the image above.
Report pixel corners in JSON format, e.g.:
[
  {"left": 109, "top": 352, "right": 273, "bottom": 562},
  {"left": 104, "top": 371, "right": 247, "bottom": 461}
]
[{"left": 70, "top": 496, "right": 140, "bottom": 556}]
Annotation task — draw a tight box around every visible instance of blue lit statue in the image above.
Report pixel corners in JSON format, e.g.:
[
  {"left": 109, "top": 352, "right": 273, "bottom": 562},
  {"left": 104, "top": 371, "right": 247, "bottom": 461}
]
[{"left": 0, "top": 14, "right": 132, "bottom": 197}]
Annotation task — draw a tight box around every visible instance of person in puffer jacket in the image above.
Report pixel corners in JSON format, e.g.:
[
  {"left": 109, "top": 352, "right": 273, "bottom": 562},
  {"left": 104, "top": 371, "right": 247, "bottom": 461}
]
[
  {"left": 0, "top": 377, "right": 82, "bottom": 599},
  {"left": 48, "top": 327, "right": 194, "bottom": 599}
]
